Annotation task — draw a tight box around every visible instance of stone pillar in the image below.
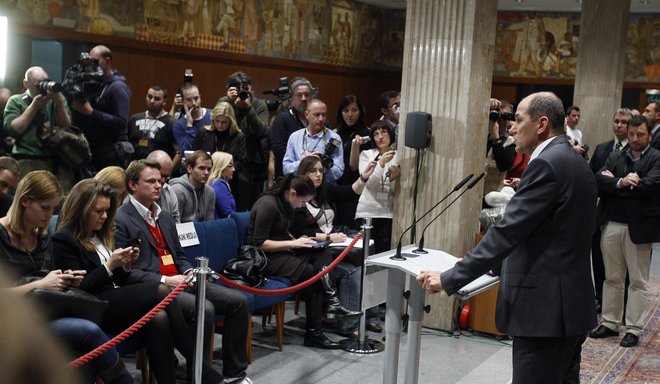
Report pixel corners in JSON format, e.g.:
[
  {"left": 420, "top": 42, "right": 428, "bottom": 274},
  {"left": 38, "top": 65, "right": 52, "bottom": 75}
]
[
  {"left": 392, "top": 0, "right": 497, "bottom": 331},
  {"left": 573, "top": 0, "right": 630, "bottom": 148}
]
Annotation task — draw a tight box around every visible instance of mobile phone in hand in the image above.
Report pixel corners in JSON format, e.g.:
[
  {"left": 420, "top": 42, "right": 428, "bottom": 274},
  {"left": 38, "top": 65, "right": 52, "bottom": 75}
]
[
  {"left": 126, "top": 236, "right": 141, "bottom": 247},
  {"left": 312, "top": 241, "right": 330, "bottom": 248}
]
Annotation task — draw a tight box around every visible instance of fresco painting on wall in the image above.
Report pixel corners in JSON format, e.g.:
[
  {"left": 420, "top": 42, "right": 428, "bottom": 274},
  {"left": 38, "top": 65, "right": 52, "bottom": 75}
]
[
  {"left": 5, "top": 2, "right": 658, "bottom": 81},
  {"left": 626, "top": 15, "right": 660, "bottom": 82},
  {"left": 494, "top": 12, "right": 659, "bottom": 82}
]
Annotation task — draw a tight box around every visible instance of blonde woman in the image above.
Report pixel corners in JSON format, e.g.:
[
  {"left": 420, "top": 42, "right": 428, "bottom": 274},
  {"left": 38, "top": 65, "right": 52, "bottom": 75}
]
[
  {"left": 192, "top": 101, "right": 248, "bottom": 210},
  {"left": 94, "top": 166, "right": 127, "bottom": 206},
  {"left": 208, "top": 151, "right": 236, "bottom": 218}
]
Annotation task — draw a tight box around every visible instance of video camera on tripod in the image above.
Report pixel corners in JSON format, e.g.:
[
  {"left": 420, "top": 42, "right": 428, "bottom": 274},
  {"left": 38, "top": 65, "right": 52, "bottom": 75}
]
[{"left": 262, "top": 77, "right": 290, "bottom": 112}]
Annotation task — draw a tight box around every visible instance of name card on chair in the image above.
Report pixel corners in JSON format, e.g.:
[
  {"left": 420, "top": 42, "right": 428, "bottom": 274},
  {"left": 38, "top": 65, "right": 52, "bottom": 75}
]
[{"left": 176, "top": 222, "right": 200, "bottom": 247}]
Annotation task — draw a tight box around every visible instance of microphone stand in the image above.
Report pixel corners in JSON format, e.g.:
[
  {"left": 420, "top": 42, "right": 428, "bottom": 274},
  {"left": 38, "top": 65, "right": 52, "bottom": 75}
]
[
  {"left": 412, "top": 172, "right": 486, "bottom": 254},
  {"left": 390, "top": 173, "right": 474, "bottom": 261}
]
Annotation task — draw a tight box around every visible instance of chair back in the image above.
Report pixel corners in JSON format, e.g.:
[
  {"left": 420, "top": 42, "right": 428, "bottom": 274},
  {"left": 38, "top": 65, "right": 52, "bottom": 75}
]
[
  {"left": 229, "top": 211, "right": 251, "bottom": 246},
  {"left": 185, "top": 218, "right": 239, "bottom": 272}
]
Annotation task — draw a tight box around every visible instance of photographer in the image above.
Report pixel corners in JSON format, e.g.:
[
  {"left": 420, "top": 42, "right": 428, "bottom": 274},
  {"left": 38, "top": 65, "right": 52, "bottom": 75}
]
[
  {"left": 216, "top": 71, "right": 268, "bottom": 211},
  {"left": 70, "top": 45, "right": 132, "bottom": 170},
  {"left": 282, "top": 99, "right": 344, "bottom": 183},
  {"left": 2, "top": 66, "right": 75, "bottom": 192},
  {"left": 483, "top": 98, "right": 517, "bottom": 198}
]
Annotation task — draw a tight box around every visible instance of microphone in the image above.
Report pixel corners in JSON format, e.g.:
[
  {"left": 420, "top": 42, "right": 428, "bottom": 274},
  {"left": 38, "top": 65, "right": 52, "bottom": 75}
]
[
  {"left": 389, "top": 173, "right": 474, "bottom": 261},
  {"left": 412, "top": 172, "right": 486, "bottom": 254}
]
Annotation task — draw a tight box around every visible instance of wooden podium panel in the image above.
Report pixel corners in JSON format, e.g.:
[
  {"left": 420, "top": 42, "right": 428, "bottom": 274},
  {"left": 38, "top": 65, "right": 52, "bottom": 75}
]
[{"left": 467, "top": 282, "right": 506, "bottom": 336}]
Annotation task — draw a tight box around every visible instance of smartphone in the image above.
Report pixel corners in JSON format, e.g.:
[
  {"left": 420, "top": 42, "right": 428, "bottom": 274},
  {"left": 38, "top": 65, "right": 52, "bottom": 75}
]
[
  {"left": 360, "top": 136, "right": 371, "bottom": 142},
  {"left": 312, "top": 241, "right": 330, "bottom": 249},
  {"left": 183, "top": 150, "right": 194, "bottom": 158},
  {"left": 126, "top": 236, "right": 141, "bottom": 247}
]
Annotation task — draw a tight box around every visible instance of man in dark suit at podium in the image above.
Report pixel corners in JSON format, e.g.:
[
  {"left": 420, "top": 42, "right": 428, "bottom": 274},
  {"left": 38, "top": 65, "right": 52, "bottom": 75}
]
[{"left": 418, "top": 92, "right": 597, "bottom": 384}]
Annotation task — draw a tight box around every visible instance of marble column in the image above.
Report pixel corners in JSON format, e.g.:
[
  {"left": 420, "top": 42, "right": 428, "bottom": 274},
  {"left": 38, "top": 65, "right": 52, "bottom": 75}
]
[
  {"left": 392, "top": 0, "right": 497, "bottom": 331},
  {"left": 573, "top": 0, "right": 630, "bottom": 148}
]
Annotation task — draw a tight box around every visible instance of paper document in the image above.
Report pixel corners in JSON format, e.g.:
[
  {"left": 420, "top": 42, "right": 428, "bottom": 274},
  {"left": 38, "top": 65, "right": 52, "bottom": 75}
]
[{"left": 330, "top": 237, "right": 374, "bottom": 249}]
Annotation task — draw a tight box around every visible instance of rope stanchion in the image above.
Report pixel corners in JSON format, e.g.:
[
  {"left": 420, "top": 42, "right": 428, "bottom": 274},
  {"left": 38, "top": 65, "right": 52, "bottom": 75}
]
[
  {"left": 67, "top": 280, "right": 188, "bottom": 368},
  {"left": 215, "top": 233, "right": 363, "bottom": 295}
]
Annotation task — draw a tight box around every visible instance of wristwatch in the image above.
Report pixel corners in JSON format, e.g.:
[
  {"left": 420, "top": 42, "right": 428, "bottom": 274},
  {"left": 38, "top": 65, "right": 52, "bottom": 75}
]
[{"left": 359, "top": 174, "right": 369, "bottom": 182}]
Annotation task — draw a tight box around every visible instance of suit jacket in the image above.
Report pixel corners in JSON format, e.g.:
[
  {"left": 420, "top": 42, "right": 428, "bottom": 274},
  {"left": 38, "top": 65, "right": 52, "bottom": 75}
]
[
  {"left": 115, "top": 200, "right": 193, "bottom": 283},
  {"left": 52, "top": 226, "right": 137, "bottom": 294},
  {"left": 442, "top": 135, "right": 598, "bottom": 338},
  {"left": 589, "top": 139, "right": 628, "bottom": 174},
  {"left": 595, "top": 146, "right": 660, "bottom": 244},
  {"left": 651, "top": 125, "right": 660, "bottom": 150}
]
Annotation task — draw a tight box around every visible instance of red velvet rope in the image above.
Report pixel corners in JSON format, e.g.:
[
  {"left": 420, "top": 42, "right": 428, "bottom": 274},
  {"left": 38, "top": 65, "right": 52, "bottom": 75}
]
[
  {"left": 67, "top": 281, "right": 188, "bottom": 368},
  {"left": 215, "top": 233, "right": 362, "bottom": 295},
  {"left": 67, "top": 232, "right": 362, "bottom": 368}
]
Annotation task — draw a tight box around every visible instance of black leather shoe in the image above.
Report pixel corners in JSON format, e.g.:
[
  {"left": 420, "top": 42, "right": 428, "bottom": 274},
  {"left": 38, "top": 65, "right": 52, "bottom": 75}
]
[
  {"left": 304, "top": 330, "right": 341, "bottom": 349},
  {"left": 620, "top": 332, "right": 639, "bottom": 347},
  {"left": 589, "top": 325, "right": 619, "bottom": 339},
  {"left": 366, "top": 322, "right": 383, "bottom": 333}
]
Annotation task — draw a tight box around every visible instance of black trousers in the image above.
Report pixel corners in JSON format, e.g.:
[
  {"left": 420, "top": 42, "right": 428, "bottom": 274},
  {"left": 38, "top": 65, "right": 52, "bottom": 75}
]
[
  {"left": 176, "top": 283, "right": 249, "bottom": 378},
  {"left": 512, "top": 334, "right": 587, "bottom": 384}
]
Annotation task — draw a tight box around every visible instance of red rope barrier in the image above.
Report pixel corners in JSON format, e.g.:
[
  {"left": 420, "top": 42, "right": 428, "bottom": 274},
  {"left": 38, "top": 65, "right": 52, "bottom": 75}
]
[
  {"left": 215, "top": 233, "right": 362, "bottom": 295},
  {"left": 67, "top": 233, "right": 363, "bottom": 368},
  {"left": 67, "top": 281, "right": 188, "bottom": 368}
]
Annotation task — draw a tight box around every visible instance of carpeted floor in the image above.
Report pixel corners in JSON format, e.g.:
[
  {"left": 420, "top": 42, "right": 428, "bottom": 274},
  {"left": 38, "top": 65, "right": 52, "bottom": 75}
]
[{"left": 580, "top": 277, "right": 659, "bottom": 384}]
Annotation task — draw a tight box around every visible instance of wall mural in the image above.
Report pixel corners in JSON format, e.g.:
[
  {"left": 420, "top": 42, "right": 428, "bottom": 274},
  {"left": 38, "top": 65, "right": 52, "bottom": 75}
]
[
  {"left": 2, "top": 0, "right": 404, "bottom": 70},
  {"left": 494, "top": 12, "right": 660, "bottom": 83},
  {"left": 2, "top": 2, "right": 658, "bottom": 82}
]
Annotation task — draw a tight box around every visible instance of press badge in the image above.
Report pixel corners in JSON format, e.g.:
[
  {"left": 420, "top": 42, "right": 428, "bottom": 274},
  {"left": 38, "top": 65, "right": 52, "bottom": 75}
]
[
  {"left": 139, "top": 139, "right": 149, "bottom": 147},
  {"left": 161, "top": 254, "right": 174, "bottom": 265}
]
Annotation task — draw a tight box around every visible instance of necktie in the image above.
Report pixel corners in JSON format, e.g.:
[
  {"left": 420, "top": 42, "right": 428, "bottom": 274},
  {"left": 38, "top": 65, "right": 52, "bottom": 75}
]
[{"left": 615, "top": 141, "right": 622, "bottom": 151}]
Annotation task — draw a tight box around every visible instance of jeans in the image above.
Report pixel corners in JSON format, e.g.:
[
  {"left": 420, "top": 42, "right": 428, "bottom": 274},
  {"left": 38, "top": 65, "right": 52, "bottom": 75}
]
[
  {"left": 50, "top": 317, "right": 121, "bottom": 383},
  {"left": 334, "top": 262, "right": 380, "bottom": 333}
]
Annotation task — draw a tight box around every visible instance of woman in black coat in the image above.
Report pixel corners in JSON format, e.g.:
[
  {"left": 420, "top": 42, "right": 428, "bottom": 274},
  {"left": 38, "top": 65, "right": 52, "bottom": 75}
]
[
  {"left": 53, "top": 179, "right": 222, "bottom": 384},
  {"left": 192, "top": 101, "right": 249, "bottom": 211}
]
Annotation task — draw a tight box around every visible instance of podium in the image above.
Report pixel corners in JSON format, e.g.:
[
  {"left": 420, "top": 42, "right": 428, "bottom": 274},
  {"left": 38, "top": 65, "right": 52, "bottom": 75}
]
[{"left": 366, "top": 245, "right": 499, "bottom": 384}]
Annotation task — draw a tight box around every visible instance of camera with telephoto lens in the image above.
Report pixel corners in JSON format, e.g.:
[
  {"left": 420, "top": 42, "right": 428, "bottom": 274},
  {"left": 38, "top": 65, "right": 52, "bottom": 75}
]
[
  {"left": 320, "top": 138, "right": 341, "bottom": 169},
  {"left": 263, "top": 77, "right": 290, "bottom": 111},
  {"left": 37, "top": 80, "right": 62, "bottom": 95},
  {"left": 61, "top": 52, "right": 104, "bottom": 102},
  {"left": 489, "top": 110, "right": 515, "bottom": 122}
]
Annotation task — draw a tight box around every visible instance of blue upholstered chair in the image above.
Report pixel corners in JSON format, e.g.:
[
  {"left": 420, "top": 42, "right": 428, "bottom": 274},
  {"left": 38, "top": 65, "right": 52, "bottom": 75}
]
[{"left": 184, "top": 217, "right": 292, "bottom": 362}]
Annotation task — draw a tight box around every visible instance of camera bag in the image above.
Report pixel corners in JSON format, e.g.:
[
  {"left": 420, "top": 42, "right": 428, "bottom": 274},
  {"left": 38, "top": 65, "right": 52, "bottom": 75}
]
[{"left": 40, "top": 122, "right": 92, "bottom": 168}]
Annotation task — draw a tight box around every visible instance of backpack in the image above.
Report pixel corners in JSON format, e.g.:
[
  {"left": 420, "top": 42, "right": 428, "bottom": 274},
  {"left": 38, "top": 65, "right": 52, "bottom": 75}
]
[{"left": 221, "top": 245, "right": 268, "bottom": 287}]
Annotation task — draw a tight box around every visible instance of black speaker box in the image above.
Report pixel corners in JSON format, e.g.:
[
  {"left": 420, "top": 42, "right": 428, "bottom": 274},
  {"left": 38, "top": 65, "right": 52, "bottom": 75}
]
[{"left": 405, "top": 111, "right": 432, "bottom": 149}]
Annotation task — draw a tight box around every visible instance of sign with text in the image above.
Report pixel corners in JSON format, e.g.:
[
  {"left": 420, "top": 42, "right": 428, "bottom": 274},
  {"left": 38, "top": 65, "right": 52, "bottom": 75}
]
[{"left": 176, "top": 222, "right": 200, "bottom": 247}]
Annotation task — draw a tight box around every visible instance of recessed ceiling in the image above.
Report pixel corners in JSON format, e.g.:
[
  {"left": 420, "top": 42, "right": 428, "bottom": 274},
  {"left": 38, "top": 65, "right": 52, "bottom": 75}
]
[{"left": 357, "top": 0, "right": 660, "bottom": 13}]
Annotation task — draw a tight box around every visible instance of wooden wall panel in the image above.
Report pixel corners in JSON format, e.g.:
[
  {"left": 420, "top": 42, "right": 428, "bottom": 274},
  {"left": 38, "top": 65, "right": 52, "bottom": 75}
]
[{"left": 14, "top": 24, "right": 402, "bottom": 127}]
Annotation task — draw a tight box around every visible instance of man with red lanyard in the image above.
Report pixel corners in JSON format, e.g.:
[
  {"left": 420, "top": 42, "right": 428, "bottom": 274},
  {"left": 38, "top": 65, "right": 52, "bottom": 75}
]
[{"left": 115, "top": 159, "right": 252, "bottom": 384}]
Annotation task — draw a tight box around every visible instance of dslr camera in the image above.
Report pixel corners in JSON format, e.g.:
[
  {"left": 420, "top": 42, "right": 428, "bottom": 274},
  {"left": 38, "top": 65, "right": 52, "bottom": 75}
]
[
  {"left": 37, "top": 80, "right": 62, "bottom": 95},
  {"left": 320, "top": 138, "right": 341, "bottom": 169},
  {"left": 228, "top": 78, "right": 250, "bottom": 100},
  {"left": 61, "top": 52, "right": 104, "bottom": 102},
  {"left": 489, "top": 110, "right": 515, "bottom": 122}
]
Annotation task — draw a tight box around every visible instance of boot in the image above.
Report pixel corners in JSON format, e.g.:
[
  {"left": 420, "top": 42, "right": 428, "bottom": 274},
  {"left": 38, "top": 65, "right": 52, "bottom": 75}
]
[
  {"left": 320, "top": 269, "right": 362, "bottom": 319},
  {"left": 98, "top": 357, "right": 134, "bottom": 384},
  {"left": 304, "top": 328, "right": 341, "bottom": 349}
]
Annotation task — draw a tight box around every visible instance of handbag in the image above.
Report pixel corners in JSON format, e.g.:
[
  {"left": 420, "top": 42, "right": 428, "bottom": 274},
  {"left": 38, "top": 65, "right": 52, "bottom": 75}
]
[
  {"left": 221, "top": 245, "right": 268, "bottom": 288},
  {"left": 29, "top": 287, "right": 109, "bottom": 326},
  {"left": 40, "top": 122, "right": 92, "bottom": 168}
]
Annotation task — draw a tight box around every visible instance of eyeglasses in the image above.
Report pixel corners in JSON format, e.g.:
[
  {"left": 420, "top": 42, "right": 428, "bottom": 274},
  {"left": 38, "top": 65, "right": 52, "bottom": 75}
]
[
  {"left": 294, "top": 92, "right": 311, "bottom": 99},
  {"left": 389, "top": 102, "right": 401, "bottom": 110},
  {"left": 613, "top": 119, "right": 629, "bottom": 125}
]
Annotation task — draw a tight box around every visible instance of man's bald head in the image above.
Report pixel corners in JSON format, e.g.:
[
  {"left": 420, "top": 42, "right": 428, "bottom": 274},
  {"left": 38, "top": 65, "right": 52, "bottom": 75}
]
[{"left": 146, "top": 150, "right": 173, "bottom": 184}]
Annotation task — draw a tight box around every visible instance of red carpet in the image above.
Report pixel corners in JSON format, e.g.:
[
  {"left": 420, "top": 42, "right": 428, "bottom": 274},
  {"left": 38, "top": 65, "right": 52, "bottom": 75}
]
[{"left": 580, "top": 277, "right": 660, "bottom": 383}]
